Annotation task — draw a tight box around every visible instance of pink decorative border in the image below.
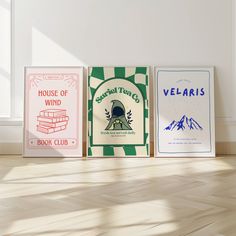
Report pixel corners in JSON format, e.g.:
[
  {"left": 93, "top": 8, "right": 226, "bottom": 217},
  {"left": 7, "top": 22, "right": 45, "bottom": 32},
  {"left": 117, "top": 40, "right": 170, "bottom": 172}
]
[{"left": 26, "top": 73, "right": 80, "bottom": 149}]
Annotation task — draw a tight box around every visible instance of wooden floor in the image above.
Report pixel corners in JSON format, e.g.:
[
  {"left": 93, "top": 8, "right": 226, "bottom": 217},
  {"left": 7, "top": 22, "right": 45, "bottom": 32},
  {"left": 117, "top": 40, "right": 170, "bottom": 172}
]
[{"left": 0, "top": 156, "right": 236, "bottom": 236}]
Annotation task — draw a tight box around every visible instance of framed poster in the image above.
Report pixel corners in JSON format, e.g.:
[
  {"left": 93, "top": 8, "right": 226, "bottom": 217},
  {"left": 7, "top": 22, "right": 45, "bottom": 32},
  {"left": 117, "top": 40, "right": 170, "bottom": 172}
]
[
  {"left": 87, "top": 66, "right": 149, "bottom": 157},
  {"left": 154, "top": 67, "right": 215, "bottom": 157},
  {"left": 24, "top": 66, "right": 83, "bottom": 157}
]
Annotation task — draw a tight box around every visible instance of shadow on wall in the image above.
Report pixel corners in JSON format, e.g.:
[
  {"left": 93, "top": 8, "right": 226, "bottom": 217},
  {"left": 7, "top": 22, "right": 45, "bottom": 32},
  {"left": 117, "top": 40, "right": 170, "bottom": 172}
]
[{"left": 13, "top": 0, "right": 236, "bottom": 138}]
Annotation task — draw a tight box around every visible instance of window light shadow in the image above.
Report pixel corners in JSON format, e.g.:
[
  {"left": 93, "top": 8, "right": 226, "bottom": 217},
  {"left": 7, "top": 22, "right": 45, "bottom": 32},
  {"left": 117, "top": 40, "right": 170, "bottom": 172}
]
[{"left": 32, "top": 27, "right": 87, "bottom": 67}]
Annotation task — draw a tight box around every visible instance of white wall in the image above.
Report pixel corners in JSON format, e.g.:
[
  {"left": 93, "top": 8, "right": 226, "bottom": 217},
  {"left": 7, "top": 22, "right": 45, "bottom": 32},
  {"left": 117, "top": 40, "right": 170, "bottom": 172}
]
[
  {"left": 0, "top": 0, "right": 11, "bottom": 117},
  {"left": 1, "top": 0, "right": 236, "bottom": 146}
]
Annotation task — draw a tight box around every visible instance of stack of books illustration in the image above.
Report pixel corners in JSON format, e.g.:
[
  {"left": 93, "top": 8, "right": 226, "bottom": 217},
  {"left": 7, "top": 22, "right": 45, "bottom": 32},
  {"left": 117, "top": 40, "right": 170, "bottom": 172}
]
[{"left": 37, "top": 109, "right": 69, "bottom": 134}]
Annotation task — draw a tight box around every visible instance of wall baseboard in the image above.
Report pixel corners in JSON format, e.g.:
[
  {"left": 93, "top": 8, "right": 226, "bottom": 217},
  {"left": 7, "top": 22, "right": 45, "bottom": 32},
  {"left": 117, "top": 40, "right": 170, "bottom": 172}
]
[
  {"left": 0, "top": 143, "right": 22, "bottom": 155},
  {"left": 216, "top": 142, "right": 236, "bottom": 155},
  {"left": 0, "top": 142, "right": 235, "bottom": 156}
]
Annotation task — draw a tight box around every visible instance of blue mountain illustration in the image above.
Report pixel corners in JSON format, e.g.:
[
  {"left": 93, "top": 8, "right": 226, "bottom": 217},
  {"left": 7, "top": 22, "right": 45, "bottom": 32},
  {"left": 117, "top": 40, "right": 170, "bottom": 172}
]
[{"left": 165, "top": 115, "right": 203, "bottom": 131}]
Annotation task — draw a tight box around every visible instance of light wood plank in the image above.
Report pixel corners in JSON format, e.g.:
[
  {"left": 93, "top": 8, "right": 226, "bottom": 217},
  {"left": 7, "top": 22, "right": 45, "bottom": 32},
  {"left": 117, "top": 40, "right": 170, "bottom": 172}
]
[{"left": 0, "top": 155, "right": 235, "bottom": 235}]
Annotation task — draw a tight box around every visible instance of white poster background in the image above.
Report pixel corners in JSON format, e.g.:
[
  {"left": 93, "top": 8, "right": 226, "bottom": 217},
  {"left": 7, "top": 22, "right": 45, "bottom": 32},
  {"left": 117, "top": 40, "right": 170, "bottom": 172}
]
[
  {"left": 24, "top": 67, "right": 83, "bottom": 157},
  {"left": 155, "top": 68, "right": 215, "bottom": 157}
]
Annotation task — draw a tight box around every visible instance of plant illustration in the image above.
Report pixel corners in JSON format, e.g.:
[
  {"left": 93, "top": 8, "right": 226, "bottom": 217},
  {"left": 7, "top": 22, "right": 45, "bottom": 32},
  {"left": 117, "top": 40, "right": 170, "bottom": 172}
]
[
  {"left": 127, "top": 110, "right": 133, "bottom": 125},
  {"left": 105, "top": 109, "right": 111, "bottom": 121}
]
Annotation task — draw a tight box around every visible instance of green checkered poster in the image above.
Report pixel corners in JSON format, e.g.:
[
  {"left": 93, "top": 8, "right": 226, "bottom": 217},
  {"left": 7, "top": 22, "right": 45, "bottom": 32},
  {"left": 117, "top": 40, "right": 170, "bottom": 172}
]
[{"left": 87, "top": 67, "right": 149, "bottom": 157}]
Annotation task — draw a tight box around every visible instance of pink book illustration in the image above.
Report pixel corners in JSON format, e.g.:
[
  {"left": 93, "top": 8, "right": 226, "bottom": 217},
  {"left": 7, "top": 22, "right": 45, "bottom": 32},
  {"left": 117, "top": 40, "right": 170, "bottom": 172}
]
[
  {"left": 37, "top": 109, "right": 69, "bottom": 134},
  {"left": 37, "top": 116, "right": 69, "bottom": 123},
  {"left": 39, "top": 109, "right": 66, "bottom": 118},
  {"left": 37, "top": 125, "right": 66, "bottom": 134},
  {"left": 38, "top": 120, "right": 68, "bottom": 128}
]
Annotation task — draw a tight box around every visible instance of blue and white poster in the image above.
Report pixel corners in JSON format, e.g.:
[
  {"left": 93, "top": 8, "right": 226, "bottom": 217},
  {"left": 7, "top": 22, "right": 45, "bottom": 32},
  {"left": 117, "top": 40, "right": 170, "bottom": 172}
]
[{"left": 155, "top": 68, "right": 215, "bottom": 157}]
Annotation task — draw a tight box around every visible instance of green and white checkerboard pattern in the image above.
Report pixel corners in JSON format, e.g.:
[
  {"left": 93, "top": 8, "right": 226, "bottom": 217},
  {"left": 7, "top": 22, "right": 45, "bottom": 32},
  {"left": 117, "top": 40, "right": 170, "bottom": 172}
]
[{"left": 87, "top": 67, "right": 149, "bottom": 157}]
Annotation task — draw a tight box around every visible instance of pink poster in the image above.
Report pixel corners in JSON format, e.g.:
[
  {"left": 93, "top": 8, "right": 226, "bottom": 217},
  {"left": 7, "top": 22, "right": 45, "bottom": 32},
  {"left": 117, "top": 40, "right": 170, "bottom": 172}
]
[{"left": 24, "top": 67, "right": 83, "bottom": 157}]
